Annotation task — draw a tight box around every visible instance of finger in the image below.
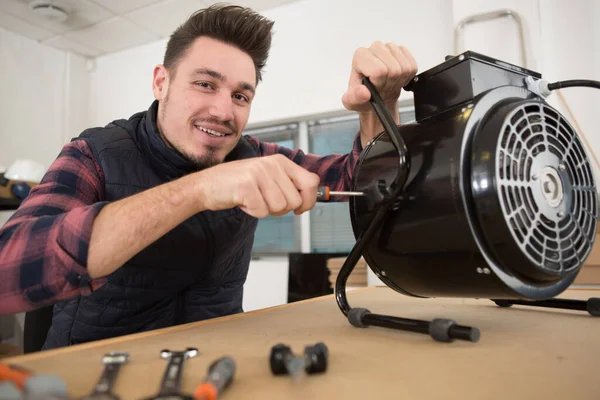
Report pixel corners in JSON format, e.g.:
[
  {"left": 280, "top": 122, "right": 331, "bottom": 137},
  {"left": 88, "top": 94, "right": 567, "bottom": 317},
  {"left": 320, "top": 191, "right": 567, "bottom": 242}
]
[
  {"left": 352, "top": 46, "right": 388, "bottom": 88},
  {"left": 399, "top": 45, "right": 418, "bottom": 72},
  {"left": 295, "top": 177, "right": 318, "bottom": 214},
  {"left": 256, "top": 169, "right": 289, "bottom": 216},
  {"left": 239, "top": 180, "right": 269, "bottom": 218},
  {"left": 398, "top": 45, "right": 418, "bottom": 80},
  {"left": 370, "top": 41, "right": 402, "bottom": 82},
  {"left": 270, "top": 155, "right": 304, "bottom": 214},
  {"left": 289, "top": 169, "right": 320, "bottom": 214},
  {"left": 385, "top": 42, "right": 411, "bottom": 82},
  {"left": 278, "top": 159, "right": 319, "bottom": 214},
  {"left": 342, "top": 84, "right": 371, "bottom": 111}
]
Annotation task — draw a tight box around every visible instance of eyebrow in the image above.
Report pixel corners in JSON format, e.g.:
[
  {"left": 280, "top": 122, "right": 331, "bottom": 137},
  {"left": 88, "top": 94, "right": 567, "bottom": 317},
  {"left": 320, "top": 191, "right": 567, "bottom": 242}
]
[{"left": 192, "top": 68, "right": 255, "bottom": 96}]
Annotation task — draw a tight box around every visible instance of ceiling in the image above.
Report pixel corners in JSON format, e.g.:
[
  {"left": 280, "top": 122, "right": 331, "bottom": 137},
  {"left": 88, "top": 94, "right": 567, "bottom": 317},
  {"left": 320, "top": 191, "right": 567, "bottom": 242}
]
[{"left": 0, "top": 0, "right": 299, "bottom": 58}]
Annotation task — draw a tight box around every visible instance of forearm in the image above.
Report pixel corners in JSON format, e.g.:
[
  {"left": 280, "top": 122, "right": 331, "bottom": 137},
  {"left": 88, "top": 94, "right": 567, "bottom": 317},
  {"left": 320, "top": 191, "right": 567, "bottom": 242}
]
[
  {"left": 88, "top": 172, "right": 206, "bottom": 279},
  {"left": 358, "top": 101, "right": 400, "bottom": 148}
]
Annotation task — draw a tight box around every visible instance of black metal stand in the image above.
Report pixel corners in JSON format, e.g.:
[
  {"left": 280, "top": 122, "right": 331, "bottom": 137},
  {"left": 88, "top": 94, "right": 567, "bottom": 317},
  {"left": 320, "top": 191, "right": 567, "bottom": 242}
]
[
  {"left": 334, "top": 217, "right": 480, "bottom": 342},
  {"left": 492, "top": 298, "right": 600, "bottom": 316},
  {"left": 335, "top": 78, "right": 598, "bottom": 344},
  {"left": 335, "top": 78, "right": 480, "bottom": 343}
]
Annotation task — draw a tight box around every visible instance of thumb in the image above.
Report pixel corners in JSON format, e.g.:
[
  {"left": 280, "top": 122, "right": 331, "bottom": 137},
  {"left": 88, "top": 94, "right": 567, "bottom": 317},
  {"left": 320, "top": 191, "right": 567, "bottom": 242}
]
[{"left": 342, "top": 85, "right": 371, "bottom": 111}]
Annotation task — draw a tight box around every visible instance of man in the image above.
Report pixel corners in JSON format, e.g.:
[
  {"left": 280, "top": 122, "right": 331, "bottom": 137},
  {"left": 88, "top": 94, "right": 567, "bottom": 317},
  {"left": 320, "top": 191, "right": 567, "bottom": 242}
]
[{"left": 0, "top": 4, "right": 417, "bottom": 349}]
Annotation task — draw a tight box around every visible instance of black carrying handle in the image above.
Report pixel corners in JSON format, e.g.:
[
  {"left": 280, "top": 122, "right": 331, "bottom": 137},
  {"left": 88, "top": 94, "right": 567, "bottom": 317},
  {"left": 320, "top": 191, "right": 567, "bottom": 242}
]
[
  {"left": 335, "top": 78, "right": 411, "bottom": 316},
  {"left": 360, "top": 77, "right": 411, "bottom": 193}
]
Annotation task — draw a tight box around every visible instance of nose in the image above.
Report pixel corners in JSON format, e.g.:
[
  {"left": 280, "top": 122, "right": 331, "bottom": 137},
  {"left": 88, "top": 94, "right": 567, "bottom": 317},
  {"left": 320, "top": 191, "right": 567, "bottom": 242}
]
[{"left": 208, "top": 91, "right": 234, "bottom": 122}]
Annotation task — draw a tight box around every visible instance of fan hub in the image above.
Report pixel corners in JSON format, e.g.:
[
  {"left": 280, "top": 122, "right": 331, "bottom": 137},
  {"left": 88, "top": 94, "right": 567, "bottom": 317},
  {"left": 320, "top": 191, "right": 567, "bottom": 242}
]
[{"left": 539, "top": 166, "right": 563, "bottom": 208}]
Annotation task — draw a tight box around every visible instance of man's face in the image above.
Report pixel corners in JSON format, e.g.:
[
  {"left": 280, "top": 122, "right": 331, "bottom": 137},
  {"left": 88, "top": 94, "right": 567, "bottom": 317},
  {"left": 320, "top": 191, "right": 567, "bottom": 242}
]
[{"left": 152, "top": 36, "right": 257, "bottom": 169}]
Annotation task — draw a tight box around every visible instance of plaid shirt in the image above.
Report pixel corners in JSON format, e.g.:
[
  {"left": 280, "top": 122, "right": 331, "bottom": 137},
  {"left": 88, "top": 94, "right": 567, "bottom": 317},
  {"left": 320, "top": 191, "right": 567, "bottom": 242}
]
[{"left": 0, "top": 134, "right": 362, "bottom": 314}]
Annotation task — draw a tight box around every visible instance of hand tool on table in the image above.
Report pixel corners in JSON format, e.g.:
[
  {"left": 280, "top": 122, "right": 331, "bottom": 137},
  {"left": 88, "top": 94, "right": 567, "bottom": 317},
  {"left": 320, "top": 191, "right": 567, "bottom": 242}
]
[
  {"left": 269, "top": 342, "right": 329, "bottom": 380},
  {"left": 0, "top": 363, "right": 69, "bottom": 399},
  {"left": 193, "top": 356, "right": 235, "bottom": 400},
  {"left": 79, "top": 352, "right": 129, "bottom": 400},
  {"left": 142, "top": 348, "right": 198, "bottom": 400}
]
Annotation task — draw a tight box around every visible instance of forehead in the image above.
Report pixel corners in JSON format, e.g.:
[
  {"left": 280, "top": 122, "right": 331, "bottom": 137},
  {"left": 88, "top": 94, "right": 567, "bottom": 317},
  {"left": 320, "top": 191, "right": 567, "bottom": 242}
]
[{"left": 176, "top": 36, "right": 256, "bottom": 85}]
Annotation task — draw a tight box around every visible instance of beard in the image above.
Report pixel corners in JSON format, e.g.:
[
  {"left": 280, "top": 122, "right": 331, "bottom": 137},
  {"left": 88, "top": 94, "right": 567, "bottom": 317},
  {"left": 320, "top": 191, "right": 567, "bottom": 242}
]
[
  {"left": 179, "top": 145, "right": 221, "bottom": 170},
  {"left": 159, "top": 92, "right": 235, "bottom": 170}
]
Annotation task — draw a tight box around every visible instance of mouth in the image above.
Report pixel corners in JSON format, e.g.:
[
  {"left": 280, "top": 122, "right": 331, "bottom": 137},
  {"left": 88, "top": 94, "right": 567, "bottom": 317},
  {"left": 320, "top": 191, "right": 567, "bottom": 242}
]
[{"left": 194, "top": 124, "right": 233, "bottom": 138}]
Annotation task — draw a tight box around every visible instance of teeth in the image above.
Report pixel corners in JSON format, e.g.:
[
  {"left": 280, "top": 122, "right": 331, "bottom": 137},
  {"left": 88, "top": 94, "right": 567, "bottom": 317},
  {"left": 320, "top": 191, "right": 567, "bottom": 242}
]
[{"left": 197, "top": 126, "right": 227, "bottom": 137}]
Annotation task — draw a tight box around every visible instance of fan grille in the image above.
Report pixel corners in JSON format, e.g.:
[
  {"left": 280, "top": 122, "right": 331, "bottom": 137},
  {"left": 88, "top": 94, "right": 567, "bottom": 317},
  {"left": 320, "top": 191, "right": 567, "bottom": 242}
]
[{"left": 496, "top": 102, "right": 598, "bottom": 274}]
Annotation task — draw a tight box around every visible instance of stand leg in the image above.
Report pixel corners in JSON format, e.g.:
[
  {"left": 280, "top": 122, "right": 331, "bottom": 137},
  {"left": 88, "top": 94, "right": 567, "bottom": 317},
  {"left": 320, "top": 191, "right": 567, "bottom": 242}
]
[{"left": 493, "top": 298, "right": 600, "bottom": 316}]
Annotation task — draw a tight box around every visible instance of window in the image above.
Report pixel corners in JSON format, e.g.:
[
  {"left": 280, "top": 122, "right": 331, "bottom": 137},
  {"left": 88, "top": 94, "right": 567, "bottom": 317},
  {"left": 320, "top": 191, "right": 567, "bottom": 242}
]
[
  {"left": 243, "top": 124, "right": 302, "bottom": 255},
  {"left": 308, "top": 117, "right": 359, "bottom": 253},
  {"left": 308, "top": 106, "right": 416, "bottom": 253},
  {"left": 242, "top": 103, "right": 415, "bottom": 255}
]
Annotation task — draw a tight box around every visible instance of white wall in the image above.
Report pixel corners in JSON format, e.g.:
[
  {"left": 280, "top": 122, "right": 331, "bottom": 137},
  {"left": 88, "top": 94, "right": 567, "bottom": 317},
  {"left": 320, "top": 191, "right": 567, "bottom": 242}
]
[
  {"left": 243, "top": 257, "right": 289, "bottom": 311},
  {"left": 64, "top": 53, "right": 92, "bottom": 144},
  {"left": 89, "top": 0, "right": 453, "bottom": 127},
  {"left": 89, "top": 40, "right": 162, "bottom": 127},
  {"left": 0, "top": 26, "right": 90, "bottom": 171},
  {"left": 249, "top": 0, "right": 452, "bottom": 124},
  {"left": 538, "top": 0, "right": 600, "bottom": 180}
]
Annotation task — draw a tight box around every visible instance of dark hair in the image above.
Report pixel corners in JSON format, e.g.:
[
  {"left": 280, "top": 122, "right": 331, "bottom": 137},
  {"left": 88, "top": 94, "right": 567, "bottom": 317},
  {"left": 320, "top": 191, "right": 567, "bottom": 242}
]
[{"left": 163, "top": 3, "right": 274, "bottom": 84}]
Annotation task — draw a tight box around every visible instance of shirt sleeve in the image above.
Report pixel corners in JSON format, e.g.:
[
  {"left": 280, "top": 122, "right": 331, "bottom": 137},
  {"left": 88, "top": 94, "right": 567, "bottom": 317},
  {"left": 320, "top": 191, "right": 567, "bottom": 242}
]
[
  {"left": 0, "top": 140, "right": 109, "bottom": 314},
  {"left": 244, "top": 132, "right": 363, "bottom": 193}
]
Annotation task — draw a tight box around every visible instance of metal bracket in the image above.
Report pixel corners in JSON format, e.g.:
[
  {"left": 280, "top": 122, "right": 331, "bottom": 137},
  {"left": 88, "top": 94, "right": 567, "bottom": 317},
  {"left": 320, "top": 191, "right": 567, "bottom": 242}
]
[{"left": 454, "top": 9, "right": 528, "bottom": 68}]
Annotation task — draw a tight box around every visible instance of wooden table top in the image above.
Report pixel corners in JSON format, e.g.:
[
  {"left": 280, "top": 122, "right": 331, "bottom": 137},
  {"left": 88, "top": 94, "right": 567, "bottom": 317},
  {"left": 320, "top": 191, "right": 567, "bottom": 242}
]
[{"left": 5, "top": 287, "right": 600, "bottom": 400}]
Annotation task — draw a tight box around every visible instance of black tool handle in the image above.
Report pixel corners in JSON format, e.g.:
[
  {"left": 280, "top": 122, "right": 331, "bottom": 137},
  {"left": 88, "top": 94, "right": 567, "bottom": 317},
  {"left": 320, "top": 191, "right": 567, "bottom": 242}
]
[{"left": 206, "top": 356, "right": 236, "bottom": 394}]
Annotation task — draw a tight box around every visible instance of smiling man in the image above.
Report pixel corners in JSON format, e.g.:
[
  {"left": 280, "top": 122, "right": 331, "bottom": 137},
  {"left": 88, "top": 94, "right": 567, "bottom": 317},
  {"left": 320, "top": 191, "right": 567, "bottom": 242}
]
[{"left": 0, "top": 4, "right": 417, "bottom": 349}]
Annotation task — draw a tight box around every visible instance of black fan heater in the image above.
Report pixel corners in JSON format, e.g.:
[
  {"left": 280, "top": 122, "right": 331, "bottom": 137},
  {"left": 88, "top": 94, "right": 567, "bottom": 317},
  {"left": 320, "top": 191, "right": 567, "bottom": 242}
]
[{"left": 337, "top": 51, "right": 600, "bottom": 343}]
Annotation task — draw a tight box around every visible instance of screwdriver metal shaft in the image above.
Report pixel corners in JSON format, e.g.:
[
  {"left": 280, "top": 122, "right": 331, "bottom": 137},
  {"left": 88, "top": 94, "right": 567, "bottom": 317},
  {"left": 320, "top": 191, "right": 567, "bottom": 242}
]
[{"left": 317, "top": 186, "right": 365, "bottom": 202}]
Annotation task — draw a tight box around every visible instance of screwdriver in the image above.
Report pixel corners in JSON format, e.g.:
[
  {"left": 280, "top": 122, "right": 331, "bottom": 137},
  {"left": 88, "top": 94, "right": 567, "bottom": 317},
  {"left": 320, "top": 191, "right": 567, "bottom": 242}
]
[
  {"left": 193, "top": 356, "right": 236, "bottom": 400},
  {"left": 317, "top": 186, "right": 365, "bottom": 202}
]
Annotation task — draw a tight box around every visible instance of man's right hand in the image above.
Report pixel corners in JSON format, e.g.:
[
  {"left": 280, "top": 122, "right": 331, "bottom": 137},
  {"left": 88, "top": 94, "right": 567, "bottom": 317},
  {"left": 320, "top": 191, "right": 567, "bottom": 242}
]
[{"left": 197, "top": 154, "right": 321, "bottom": 218}]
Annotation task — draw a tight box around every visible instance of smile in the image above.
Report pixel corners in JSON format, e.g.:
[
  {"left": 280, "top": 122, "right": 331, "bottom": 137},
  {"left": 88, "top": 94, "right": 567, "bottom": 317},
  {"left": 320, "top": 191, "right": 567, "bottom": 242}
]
[{"left": 195, "top": 125, "right": 231, "bottom": 137}]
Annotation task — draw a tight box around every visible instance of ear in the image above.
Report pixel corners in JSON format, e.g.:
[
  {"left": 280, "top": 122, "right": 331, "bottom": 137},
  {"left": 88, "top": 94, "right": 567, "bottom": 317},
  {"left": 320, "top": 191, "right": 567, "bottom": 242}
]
[{"left": 152, "top": 65, "right": 169, "bottom": 101}]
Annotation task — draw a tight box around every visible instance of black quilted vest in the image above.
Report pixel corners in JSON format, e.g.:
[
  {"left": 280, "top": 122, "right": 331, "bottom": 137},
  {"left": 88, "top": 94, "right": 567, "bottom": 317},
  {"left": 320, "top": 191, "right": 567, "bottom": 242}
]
[{"left": 43, "top": 102, "right": 260, "bottom": 349}]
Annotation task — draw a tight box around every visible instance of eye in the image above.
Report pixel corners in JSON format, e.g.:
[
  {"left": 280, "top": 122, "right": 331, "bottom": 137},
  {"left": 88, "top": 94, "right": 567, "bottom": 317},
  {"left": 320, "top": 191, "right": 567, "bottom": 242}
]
[
  {"left": 194, "top": 81, "right": 214, "bottom": 89},
  {"left": 233, "top": 93, "right": 250, "bottom": 103}
]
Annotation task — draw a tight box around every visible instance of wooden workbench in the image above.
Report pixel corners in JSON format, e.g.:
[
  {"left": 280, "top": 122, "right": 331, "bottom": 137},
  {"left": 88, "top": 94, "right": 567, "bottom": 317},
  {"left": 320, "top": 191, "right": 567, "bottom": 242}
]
[{"left": 5, "top": 287, "right": 600, "bottom": 399}]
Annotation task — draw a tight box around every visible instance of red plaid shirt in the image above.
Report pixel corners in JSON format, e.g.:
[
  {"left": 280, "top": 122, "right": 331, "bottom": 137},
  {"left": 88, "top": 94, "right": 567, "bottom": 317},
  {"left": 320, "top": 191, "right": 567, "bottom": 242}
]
[{"left": 0, "top": 134, "right": 362, "bottom": 314}]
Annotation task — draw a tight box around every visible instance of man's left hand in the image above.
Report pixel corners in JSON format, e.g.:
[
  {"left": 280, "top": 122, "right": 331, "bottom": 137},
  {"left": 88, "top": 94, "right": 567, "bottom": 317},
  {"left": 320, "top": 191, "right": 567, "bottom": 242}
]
[{"left": 342, "top": 42, "right": 418, "bottom": 147}]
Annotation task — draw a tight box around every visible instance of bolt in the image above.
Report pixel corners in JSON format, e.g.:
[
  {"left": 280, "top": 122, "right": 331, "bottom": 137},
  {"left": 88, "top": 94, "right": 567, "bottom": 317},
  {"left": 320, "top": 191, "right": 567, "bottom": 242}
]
[
  {"left": 459, "top": 55, "right": 465, "bottom": 61},
  {"left": 559, "top": 163, "right": 566, "bottom": 171},
  {"left": 532, "top": 174, "right": 538, "bottom": 180},
  {"left": 413, "top": 76, "right": 419, "bottom": 83},
  {"left": 476, "top": 267, "right": 483, "bottom": 274},
  {"left": 483, "top": 268, "right": 491, "bottom": 275},
  {"left": 558, "top": 211, "right": 565, "bottom": 218},
  {"left": 381, "top": 271, "right": 387, "bottom": 277}
]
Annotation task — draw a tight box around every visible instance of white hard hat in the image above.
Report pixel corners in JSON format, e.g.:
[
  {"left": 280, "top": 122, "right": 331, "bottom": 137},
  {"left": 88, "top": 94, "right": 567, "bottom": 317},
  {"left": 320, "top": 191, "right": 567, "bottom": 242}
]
[{"left": 5, "top": 159, "right": 46, "bottom": 183}]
